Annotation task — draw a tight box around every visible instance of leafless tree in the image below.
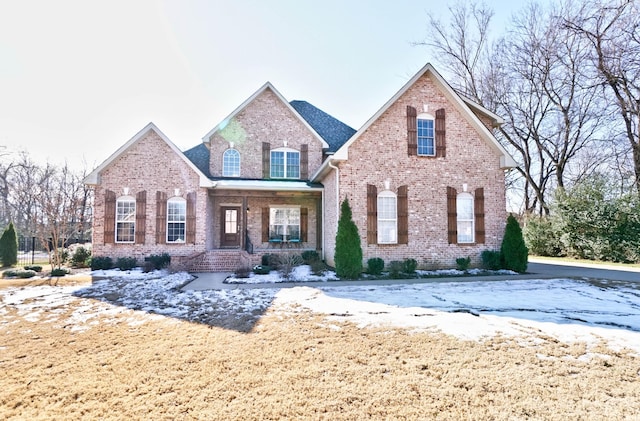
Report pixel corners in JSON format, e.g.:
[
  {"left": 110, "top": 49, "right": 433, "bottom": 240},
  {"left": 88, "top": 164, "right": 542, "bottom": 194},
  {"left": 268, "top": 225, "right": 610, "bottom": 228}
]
[
  {"left": 564, "top": 0, "right": 640, "bottom": 195},
  {"left": 418, "top": 1, "right": 605, "bottom": 214}
]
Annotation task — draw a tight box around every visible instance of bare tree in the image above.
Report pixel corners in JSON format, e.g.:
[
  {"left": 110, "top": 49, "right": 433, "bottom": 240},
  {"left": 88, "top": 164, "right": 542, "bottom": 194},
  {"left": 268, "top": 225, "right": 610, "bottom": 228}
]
[
  {"left": 418, "top": 1, "right": 604, "bottom": 214},
  {"left": 564, "top": 0, "right": 640, "bottom": 195}
]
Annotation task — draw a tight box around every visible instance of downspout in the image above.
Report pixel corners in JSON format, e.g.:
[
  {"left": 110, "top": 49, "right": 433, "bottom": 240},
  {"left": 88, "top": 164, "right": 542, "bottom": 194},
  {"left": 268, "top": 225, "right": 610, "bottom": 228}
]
[{"left": 326, "top": 160, "right": 340, "bottom": 262}]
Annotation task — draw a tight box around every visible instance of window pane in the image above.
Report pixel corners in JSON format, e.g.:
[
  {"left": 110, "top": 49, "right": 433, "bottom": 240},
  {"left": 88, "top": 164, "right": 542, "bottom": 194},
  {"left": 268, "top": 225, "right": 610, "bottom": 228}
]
[
  {"left": 223, "top": 149, "right": 240, "bottom": 177},
  {"left": 457, "top": 194, "right": 474, "bottom": 243},
  {"left": 225, "top": 210, "right": 237, "bottom": 234},
  {"left": 286, "top": 151, "right": 300, "bottom": 178},
  {"left": 378, "top": 220, "right": 397, "bottom": 243},
  {"left": 167, "top": 222, "right": 185, "bottom": 242},
  {"left": 116, "top": 200, "right": 135, "bottom": 242},
  {"left": 269, "top": 207, "right": 300, "bottom": 241},
  {"left": 377, "top": 194, "right": 397, "bottom": 243},
  {"left": 457, "top": 196, "right": 474, "bottom": 220},
  {"left": 270, "top": 151, "right": 285, "bottom": 178},
  {"left": 378, "top": 196, "right": 396, "bottom": 219},
  {"left": 417, "top": 119, "right": 435, "bottom": 156},
  {"left": 458, "top": 221, "right": 474, "bottom": 243},
  {"left": 168, "top": 201, "right": 186, "bottom": 222},
  {"left": 167, "top": 200, "right": 186, "bottom": 242}
]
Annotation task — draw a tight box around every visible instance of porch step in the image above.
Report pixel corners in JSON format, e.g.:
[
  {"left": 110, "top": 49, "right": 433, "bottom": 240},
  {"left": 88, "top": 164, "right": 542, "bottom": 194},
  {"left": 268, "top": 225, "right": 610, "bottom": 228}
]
[{"left": 187, "top": 250, "right": 258, "bottom": 273}]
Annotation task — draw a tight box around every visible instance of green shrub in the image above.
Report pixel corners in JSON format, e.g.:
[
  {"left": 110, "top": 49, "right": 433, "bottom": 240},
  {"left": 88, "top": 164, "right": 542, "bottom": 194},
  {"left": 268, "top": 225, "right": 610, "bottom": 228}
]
[
  {"left": 51, "top": 268, "right": 69, "bottom": 277},
  {"left": 301, "top": 250, "right": 320, "bottom": 264},
  {"left": 334, "top": 199, "right": 363, "bottom": 279},
  {"left": 24, "top": 265, "right": 43, "bottom": 272},
  {"left": 3, "top": 270, "right": 17, "bottom": 278},
  {"left": 455, "top": 257, "right": 471, "bottom": 271},
  {"left": 261, "top": 254, "right": 279, "bottom": 268},
  {"left": 523, "top": 216, "right": 561, "bottom": 257},
  {"left": 388, "top": 261, "right": 404, "bottom": 279},
  {"left": 17, "top": 270, "right": 36, "bottom": 278},
  {"left": 480, "top": 250, "right": 503, "bottom": 270},
  {"left": 501, "top": 215, "right": 529, "bottom": 273},
  {"left": 253, "top": 265, "right": 272, "bottom": 275},
  {"left": 367, "top": 257, "right": 384, "bottom": 275},
  {"left": 91, "top": 256, "right": 113, "bottom": 271},
  {"left": 0, "top": 222, "right": 18, "bottom": 267},
  {"left": 70, "top": 246, "right": 91, "bottom": 268},
  {"left": 147, "top": 253, "right": 171, "bottom": 270},
  {"left": 55, "top": 248, "right": 70, "bottom": 266},
  {"left": 116, "top": 257, "right": 137, "bottom": 271},
  {"left": 402, "top": 258, "right": 417, "bottom": 274}
]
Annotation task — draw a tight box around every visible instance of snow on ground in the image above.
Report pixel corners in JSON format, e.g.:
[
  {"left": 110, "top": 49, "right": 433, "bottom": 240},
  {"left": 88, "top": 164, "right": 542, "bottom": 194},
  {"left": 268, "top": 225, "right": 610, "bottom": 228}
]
[{"left": 1, "top": 268, "right": 639, "bottom": 355}]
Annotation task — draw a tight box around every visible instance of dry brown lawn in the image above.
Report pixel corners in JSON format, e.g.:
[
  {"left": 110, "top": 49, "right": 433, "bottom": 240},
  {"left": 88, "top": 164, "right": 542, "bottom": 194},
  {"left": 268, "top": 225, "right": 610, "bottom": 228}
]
[{"left": 1, "top": 281, "right": 639, "bottom": 420}]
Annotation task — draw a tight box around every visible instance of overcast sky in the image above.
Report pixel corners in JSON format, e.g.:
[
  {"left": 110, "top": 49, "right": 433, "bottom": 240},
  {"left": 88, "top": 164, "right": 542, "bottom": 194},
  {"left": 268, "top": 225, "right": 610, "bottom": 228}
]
[{"left": 0, "top": 0, "right": 533, "bottom": 171}]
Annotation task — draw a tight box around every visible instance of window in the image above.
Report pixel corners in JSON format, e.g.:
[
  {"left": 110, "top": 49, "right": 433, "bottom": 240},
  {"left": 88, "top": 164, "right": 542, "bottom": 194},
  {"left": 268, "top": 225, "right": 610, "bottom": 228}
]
[
  {"left": 417, "top": 116, "right": 435, "bottom": 156},
  {"left": 270, "top": 148, "right": 300, "bottom": 179},
  {"left": 222, "top": 149, "right": 240, "bottom": 177},
  {"left": 116, "top": 197, "right": 135, "bottom": 243},
  {"left": 377, "top": 190, "right": 397, "bottom": 244},
  {"left": 269, "top": 208, "right": 300, "bottom": 241},
  {"left": 167, "top": 197, "right": 186, "bottom": 243},
  {"left": 457, "top": 192, "right": 474, "bottom": 243}
]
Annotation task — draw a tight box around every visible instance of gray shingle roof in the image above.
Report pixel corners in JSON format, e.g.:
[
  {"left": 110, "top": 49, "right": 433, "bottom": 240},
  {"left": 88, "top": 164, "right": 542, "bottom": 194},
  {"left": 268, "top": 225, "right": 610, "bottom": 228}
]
[
  {"left": 183, "top": 143, "right": 211, "bottom": 178},
  {"left": 289, "top": 100, "right": 356, "bottom": 152}
]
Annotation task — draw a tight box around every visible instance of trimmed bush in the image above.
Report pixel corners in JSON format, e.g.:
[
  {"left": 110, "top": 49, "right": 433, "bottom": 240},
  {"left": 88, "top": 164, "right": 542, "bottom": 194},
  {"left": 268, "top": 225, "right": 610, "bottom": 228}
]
[
  {"left": 51, "top": 268, "right": 69, "bottom": 277},
  {"left": 147, "top": 253, "right": 171, "bottom": 270},
  {"left": 501, "top": 215, "right": 529, "bottom": 273},
  {"left": 17, "top": 270, "right": 36, "bottom": 278},
  {"left": 24, "top": 265, "right": 43, "bottom": 272},
  {"left": 253, "top": 265, "right": 272, "bottom": 275},
  {"left": 402, "top": 258, "right": 417, "bottom": 274},
  {"left": 0, "top": 222, "right": 18, "bottom": 267},
  {"left": 71, "top": 246, "right": 92, "bottom": 268},
  {"left": 261, "top": 254, "right": 279, "bottom": 269},
  {"left": 481, "top": 250, "right": 503, "bottom": 270},
  {"left": 367, "top": 257, "right": 384, "bottom": 275},
  {"left": 334, "top": 199, "right": 363, "bottom": 279},
  {"left": 2, "top": 270, "right": 17, "bottom": 278},
  {"left": 455, "top": 257, "right": 471, "bottom": 271},
  {"left": 91, "top": 256, "right": 113, "bottom": 271},
  {"left": 301, "top": 250, "right": 320, "bottom": 264},
  {"left": 388, "top": 261, "right": 403, "bottom": 279},
  {"left": 116, "top": 257, "right": 137, "bottom": 271}
]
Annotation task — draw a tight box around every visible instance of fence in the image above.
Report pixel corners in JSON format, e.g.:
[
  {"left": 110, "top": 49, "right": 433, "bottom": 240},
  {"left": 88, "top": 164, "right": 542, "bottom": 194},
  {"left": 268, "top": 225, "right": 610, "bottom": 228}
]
[{"left": 17, "top": 236, "right": 48, "bottom": 266}]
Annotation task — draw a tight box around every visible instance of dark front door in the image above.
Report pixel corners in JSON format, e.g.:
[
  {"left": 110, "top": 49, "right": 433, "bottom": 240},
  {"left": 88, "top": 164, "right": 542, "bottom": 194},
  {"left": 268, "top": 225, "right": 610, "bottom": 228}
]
[{"left": 220, "top": 207, "right": 241, "bottom": 247}]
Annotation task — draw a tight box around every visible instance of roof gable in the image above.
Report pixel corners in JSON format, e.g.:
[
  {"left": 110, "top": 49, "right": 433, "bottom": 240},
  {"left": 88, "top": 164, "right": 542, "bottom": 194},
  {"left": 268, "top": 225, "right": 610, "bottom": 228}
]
[
  {"left": 320, "top": 63, "right": 516, "bottom": 174},
  {"left": 201, "top": 82, "right": 330, "bottom": 149},
  {"left": 84, "top": 122, "right": 213, "bottom": 186}
]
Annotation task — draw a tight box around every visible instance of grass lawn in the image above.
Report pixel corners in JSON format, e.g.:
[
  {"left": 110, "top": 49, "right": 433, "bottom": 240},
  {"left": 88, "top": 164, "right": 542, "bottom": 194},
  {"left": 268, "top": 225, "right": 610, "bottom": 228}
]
[
  {"left": 1, "top": 277, "right": 638, "bottom": 420},
  {"left": 530, "top": 255, "right": 640, "bottom": 269}
]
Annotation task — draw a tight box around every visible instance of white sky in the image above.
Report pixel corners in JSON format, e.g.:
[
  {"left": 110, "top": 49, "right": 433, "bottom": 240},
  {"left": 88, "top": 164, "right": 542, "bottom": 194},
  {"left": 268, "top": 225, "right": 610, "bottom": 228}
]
[{"left": 0, "top": 0, "right": 530, "bottom": 171}]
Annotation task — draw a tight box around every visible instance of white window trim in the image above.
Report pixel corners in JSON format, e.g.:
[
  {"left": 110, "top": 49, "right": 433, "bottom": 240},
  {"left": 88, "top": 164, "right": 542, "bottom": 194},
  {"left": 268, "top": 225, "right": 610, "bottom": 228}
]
[
  {"left": 167, "top": 197, "right": 186, "bottom": 243},
  {"left": 115, "top": 195, "right": 135, "bottom": 243},
  {"left": 457, "top": 192, "right": 475, "bottom": 243},
  {"left": 222, "top": 148, "right": 241, "bottom": 177},
  {"left": 269, "top": 206, "right": 301, "bottom": 242},
  {"left": 377, "top": 190, "right": 397, "bottom": 244},
  {"left": 417, "top": 113, "right": 435, "bottom": 157},
  {"left": 270, "top": 147, "right": 300, "bottom": 179}
]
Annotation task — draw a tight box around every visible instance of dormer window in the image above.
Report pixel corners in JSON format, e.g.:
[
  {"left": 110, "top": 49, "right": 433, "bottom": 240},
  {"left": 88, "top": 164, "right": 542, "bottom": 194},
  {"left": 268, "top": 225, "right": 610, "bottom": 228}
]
[
  {"left": 222, "top": 149, "right": 240, "bottom": 177},
  {"left": 270, "top": 148, "right": 300, "bottom": 179}
]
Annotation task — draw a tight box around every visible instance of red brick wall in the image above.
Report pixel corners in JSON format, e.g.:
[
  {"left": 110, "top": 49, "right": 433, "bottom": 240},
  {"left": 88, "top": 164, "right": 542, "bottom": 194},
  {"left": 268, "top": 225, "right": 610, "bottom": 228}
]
[
  {"left": 207, "top": 88, "right": 325, "bottom": 179},
  {"left": 323, "top": 73, "right": 507, "bottom": 268},
  {"left": 91, "top": 129, "right": 209, "bottom": 262}
]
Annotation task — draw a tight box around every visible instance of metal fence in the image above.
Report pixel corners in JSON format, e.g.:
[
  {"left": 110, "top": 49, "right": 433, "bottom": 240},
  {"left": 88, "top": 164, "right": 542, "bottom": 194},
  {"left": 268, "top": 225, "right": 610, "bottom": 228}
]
[{"left": 18, "top": 236, "right": 48, "bottom": 266}]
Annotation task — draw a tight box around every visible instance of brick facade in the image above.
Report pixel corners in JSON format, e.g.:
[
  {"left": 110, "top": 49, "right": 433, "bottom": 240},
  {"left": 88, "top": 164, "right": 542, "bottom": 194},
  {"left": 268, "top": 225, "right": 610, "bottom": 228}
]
[
  {"left": 87, "top": 66, "right": 511, "bottom": 272},
  {"left": 91, "top": 129, "right": 209, "bottom": 263},
  {"left": 320, "top": 73, "right": 507, "bottom": 268}
]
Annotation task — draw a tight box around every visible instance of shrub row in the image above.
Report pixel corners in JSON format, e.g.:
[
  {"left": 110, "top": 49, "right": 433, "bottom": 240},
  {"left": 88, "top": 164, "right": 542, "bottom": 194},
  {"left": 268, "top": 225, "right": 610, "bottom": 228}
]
[{"left": 90, "top": 253, "right": 171, "bottom": 272}]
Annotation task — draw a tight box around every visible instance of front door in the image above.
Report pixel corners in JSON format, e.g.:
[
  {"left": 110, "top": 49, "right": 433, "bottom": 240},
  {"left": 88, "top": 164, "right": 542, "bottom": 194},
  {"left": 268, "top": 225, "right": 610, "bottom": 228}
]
[{"left": 220, "top": 207, "right": 241, "bottom": 248}]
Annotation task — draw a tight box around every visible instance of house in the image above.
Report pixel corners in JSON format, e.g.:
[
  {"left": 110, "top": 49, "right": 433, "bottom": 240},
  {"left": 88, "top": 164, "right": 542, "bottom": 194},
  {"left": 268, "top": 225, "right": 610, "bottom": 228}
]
[{"left": 84, "top": 63, "right": 517, "bottom": 272}]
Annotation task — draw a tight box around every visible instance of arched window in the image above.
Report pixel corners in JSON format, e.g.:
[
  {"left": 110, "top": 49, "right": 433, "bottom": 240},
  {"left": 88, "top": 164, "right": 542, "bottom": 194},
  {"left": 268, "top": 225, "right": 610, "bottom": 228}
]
[
  {"left": 377, "top": 190, "right": 397, "bottom": 244},
  {"left": 167, "top": 197, "right": 187, "bottom": 243},
  {"left": 115, "top": 196, "right": 135, "bottom": 243},
  {"left": 417, "top": 113, "right": 435, "bottom": 156},
  {"left": 270, "top": 147, "right": 300, "bottom": 179},
  {"left": 222, "top": 149, "right": 240, "bottom": 177},
  {"left": 457, "top": 192, "right": 474, "bottom": 243}
]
